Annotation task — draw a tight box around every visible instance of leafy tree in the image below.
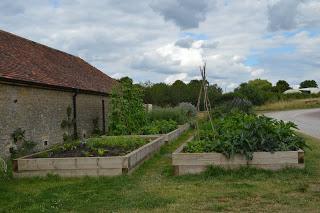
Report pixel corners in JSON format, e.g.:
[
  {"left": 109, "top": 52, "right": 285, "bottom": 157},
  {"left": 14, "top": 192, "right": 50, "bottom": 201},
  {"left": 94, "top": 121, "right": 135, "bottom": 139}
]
[
  {"left": 109, "top": 77, "right": 147, "bottom": 135},
  {"left": 247, "top": 79, "right": 273, "bottom": 91},
  {"left": 274, "top": 80, "right": 291, "bottom": 93},
  {"left": 234, "top": 83, "right": 267, "bottom": 105},
  {"left": 170, "top": 80, "right": 187, "bottom": 105},
  {"left": 146, "top": 83, "right": 171, "bottom": 107},
  {"left": 234, "top": 79, "right": 274, "bottom": 105},
  {"left": 299, "top": 80, "right": 318, "bottom": 88},
  {"left": 142, "top": 79, "right": 222, "bottom": 108}
]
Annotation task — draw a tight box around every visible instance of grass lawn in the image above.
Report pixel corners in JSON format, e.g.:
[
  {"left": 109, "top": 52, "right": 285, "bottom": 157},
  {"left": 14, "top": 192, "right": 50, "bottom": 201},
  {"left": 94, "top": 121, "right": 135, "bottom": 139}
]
[
  {"left": 1, "top": 131, "right": 320, "bottom": 212},
  {"left": 255, "top": 98, "right": 320, "bottom": 112}
]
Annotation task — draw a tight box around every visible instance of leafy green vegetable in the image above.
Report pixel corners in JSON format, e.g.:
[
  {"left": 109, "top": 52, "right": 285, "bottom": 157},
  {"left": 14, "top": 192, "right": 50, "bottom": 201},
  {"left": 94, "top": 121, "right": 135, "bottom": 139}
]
[
  {"left": 141, "top": 120, "right": 177, "bottom": 135},
  {"left": 184, "top": 112, "right": 309, "bottom": 160}
]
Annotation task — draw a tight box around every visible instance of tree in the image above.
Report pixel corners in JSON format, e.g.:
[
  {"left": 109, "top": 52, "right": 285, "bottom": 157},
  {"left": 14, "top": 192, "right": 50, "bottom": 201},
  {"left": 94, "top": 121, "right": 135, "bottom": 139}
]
[
  {"left": 247, "top": 79, "right": 273, "bottom": 92},
  {"left": 274, "top": 80, "right": 291, "bottom": 93},
  {"left": 170, "top": 80, "right": 187, "bottom": 106},
  {"left": 299, "top": 80, "right": 318, "bottom": 88},
  {"left": 141, "top": 79, "right": 222, "bottom": 107},
  {"left": 235, "top": 82, "right": 268, "bottom": 105}
]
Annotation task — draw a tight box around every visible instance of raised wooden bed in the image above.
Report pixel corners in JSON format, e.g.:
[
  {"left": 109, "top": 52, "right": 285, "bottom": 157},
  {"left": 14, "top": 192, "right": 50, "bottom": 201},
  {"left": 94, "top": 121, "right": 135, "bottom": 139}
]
[
  {"left": 172, "top": 138, "right": 305, "bottom": 175},
  {"left": 13, "top": 123, "right": 189, "bottom": 177}
]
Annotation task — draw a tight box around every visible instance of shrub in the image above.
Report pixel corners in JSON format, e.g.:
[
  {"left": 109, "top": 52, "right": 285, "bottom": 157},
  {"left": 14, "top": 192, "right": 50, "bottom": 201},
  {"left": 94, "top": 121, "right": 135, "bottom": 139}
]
[
  {"left": 228, "top": 98, "right": 253, "bottom": 113},
  {"left": 212, "top": 97, "right": 253, "bottom": 118},
  {"left": 148, "top": 103, "right": 196, "bottom": 125},
  {"left": 141, "top": 120, "right": 177, "bottom": 134},
  {"left": 178, "top": 102, "right": 197, "bottom": 117},
  {"left": 184, "top": 112, "right": 308, "bottom": 160},
  {"left": 148, "top": 107, "right": 187, "bottom": 124}
]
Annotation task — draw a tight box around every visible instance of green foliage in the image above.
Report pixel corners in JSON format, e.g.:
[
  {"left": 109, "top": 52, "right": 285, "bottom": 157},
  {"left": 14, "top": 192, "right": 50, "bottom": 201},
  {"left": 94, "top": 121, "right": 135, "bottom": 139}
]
[
  {"left": 273, "top": 80, "right": 291, "bottom": 93},
  {"left": 11, "top": 128, "right": 25, "bottom": 143},
  {"left": 299, "top": 80, "right": 318, "bottom": 88},
  {"left": 234, "top": 82, "right": 271, "bottom": 105},
  {"left": 61, "top": 106, "right": 75, "bottom": 141},
  {"left": 92, "top": 117, "right": 101, "bottom": 136},
  {"left": 247, "top": 79, "right": 273, "bottom": 91},
  {"left": 97, "top": 148, "right": 106, "bottom": 157},
  {"left": 148, "top": 107, "right": 188, "bottom": 124},
  {"left": 0, "top": 157, "right": 7, "bottom": 175},
  {"left": 142, "top": 120, "right": 177, "bottom": 134},
  {"left": 178, "top": 102, "right": 197, "bottom": 117},
  {"left": 109, "top": 77, "right": 148, "bottom": 135},
  {"left": 213, "top": 98, "right": 253, "bottom": 118},
  {"left": 34, "top": 136, "right": 148, "bottom": 158},
  {"left": 10, "top": 128, "right": 36, "bottom": 158},
  {"left": 142, "top": 79, "right": 222, "bottom": 108},
  {"left": 86, "top": 136, "right": 147, "bottom": 151},
  {"left": 184, "top": 112, "right": 309, "bottom": 160},
  {"left": 148, "top": 103, "right": 196, "bottom": 125}
]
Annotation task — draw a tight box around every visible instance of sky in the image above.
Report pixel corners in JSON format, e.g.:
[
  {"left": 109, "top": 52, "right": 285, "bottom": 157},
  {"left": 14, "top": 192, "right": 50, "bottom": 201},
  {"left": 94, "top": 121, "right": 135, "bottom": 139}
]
[{"left": 1, "top": 0, "right": 320, "bottom": 91}]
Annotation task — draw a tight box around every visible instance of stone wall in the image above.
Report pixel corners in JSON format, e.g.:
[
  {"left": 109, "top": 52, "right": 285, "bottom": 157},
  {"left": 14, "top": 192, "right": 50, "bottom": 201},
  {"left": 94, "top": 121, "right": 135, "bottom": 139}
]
[
  {"left": 0, "top": 83, "right": 109, "bottom": 158},
  {"left": 77, "top": 93, "right": 109, "bottom": 138}
]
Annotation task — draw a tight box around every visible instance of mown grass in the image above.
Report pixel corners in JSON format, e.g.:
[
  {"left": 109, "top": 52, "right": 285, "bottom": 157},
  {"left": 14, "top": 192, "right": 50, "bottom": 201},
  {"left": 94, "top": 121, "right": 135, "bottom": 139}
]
[
  {"left": 255, "top": 98, "right": 320, "bottom": 112},
  {"left": 1, "top": 131, "right": 320, "bottom": 212}
]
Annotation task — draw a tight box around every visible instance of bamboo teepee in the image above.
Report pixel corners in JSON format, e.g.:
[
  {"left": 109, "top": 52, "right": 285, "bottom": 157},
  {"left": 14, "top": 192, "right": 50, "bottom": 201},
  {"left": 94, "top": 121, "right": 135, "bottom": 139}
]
[{"left": 195, "top": 63, "right": 214, "bottom": 138}]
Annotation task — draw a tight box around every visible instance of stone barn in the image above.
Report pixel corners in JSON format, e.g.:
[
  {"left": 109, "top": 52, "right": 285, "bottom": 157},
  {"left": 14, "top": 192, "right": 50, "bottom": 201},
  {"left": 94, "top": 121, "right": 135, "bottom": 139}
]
[{"left": 0, "top": 30, "right": 117, "bottom": 158}]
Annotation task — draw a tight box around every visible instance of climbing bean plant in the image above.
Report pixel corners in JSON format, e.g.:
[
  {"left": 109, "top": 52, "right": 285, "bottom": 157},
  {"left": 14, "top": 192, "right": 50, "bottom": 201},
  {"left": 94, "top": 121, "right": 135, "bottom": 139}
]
[{"left": 108, "top": 77, "right": 147, "bottom": 135}]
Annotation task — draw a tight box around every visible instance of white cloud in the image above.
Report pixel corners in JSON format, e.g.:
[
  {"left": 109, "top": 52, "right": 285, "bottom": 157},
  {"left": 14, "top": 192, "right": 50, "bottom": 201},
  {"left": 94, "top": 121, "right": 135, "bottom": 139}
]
[
  {"left": 0, "top": 0, "right": 320, "bottom": 90},
  {"left": 164, "top": 73, "right": 188, "bottom": 84}
]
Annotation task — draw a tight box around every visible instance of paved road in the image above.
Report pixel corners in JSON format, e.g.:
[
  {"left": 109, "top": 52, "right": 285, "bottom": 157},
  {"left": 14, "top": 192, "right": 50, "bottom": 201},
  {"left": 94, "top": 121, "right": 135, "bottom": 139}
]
[{"left": 264, "top": 108, "right": 320, "bottom": 139}]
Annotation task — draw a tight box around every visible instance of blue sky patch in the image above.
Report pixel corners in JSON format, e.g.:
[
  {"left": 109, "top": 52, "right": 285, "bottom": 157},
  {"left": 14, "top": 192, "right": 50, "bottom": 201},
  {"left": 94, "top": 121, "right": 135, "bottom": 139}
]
[
  {"left": 50, "top": 0, "right": 60, "bottom": 8},
  {"left": 180, "top": 32, "right": 208, "bottom": 40},
  {"left": 244, "top": 56, "right": 259, "bottom": 66},
  {"left": 266, "top": 44, "right": 296, "bottom": 55}
]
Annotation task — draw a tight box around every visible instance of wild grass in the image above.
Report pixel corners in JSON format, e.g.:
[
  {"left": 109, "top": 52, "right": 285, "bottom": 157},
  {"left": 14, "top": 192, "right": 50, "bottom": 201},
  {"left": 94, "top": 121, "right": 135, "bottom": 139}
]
[
  {"left": 1, "top": 131, "right": 320, "bottom": 212},
  {"left": 255, "top": 97, "right": 320, "bottom": 112}
]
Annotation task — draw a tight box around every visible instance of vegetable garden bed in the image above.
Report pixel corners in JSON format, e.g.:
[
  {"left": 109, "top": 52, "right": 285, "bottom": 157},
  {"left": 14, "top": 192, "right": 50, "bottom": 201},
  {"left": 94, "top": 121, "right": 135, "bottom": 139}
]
[
  {"left": 173, "top": 112, "right": 308, "bottom": 175},
  {"left": 13, "top": 124, "right": 189, "bottom": 177},
  {"left": 172, "top": 138, "right": 305, "bottom": 175}
]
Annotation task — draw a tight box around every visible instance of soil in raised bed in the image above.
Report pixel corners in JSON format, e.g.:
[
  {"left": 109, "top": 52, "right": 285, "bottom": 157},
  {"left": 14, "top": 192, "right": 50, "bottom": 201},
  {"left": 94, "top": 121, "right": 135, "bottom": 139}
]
[{"left": 30, "top": 137, "right": 153, "bottom": 158}]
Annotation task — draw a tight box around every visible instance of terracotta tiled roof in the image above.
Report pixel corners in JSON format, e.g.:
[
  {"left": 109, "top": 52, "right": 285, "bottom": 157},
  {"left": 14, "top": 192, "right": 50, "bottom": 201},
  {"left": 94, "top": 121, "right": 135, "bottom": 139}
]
[{"left": 0, "top": 30, "right": 117, "bottom": 94}]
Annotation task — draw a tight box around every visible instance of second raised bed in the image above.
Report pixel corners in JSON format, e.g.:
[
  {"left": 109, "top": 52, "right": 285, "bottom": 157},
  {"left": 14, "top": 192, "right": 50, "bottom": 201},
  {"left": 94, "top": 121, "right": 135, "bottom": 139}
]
[
  {"left": 13, "top": 123, "right": 190, "bottom": 177},
  {"left": 172, "top": 137, "right": 305, "bottom": 176}
]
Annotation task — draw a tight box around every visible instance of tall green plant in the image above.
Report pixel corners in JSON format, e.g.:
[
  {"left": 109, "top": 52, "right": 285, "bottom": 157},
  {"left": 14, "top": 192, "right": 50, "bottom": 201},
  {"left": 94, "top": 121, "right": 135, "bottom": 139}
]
[
  {"left": 61, "top": 106, "right": 75, "bottom": 141},
  {"left": 109, "top": 78, "right": 147, "bottom": 135}
]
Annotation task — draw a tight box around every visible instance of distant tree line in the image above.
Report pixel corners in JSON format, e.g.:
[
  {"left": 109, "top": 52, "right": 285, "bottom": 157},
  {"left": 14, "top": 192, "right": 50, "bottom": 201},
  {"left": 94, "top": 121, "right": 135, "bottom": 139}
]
[
  {"left": 141, "top": 80, "right": 223, "bottom": 109},
  {"left": 228, "top": 79, "right": 319, "bottom": 106},
  {"left": 117, "top": 77, "right": 319, "bottom": 108}
]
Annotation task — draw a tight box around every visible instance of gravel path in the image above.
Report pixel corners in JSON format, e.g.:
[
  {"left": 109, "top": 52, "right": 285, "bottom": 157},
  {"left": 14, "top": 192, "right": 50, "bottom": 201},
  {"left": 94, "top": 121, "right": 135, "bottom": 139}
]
[{"left": 264, "top": 108, "right": 320, "bottom": 139}]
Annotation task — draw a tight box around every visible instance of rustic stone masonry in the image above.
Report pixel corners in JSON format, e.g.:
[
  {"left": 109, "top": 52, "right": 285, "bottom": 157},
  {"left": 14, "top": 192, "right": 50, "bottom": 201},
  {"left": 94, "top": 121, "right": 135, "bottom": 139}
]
[{"left": 0, "top": 83, "right": 109, "bottom": 158}]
